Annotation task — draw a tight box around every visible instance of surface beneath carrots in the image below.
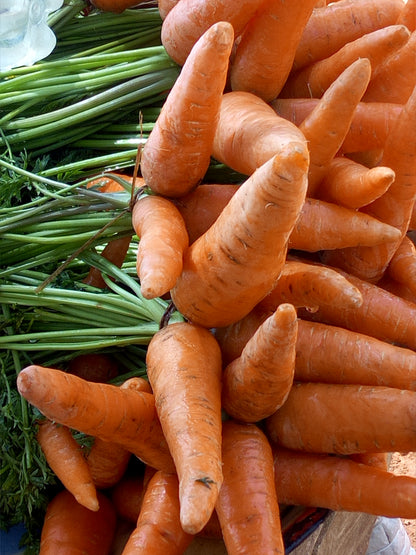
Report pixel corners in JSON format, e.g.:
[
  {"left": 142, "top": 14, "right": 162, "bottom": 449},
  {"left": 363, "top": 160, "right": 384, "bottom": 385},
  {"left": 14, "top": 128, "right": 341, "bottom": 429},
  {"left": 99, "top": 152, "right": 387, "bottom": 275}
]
[{"left": 389, "top": 452, "right": 416, "bottom": 547}]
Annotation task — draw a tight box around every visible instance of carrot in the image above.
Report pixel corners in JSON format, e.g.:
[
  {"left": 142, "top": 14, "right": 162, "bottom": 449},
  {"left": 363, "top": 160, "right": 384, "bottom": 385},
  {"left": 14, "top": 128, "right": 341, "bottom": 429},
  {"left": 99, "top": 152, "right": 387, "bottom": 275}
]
[
  {"left": 141, "top": 22, "right": 234, "bottom": 198},
  {"left": 410, "top": 203, "right": 416, "bottom": 230},
  {"left": 229, "top": 0, "right": 318, "bottom": 102},
  {"left": 349, "top": 452, "right": 389, "bottom": 471},
  {"left": 121, "top": 471, "right": 194, "bottom": 555},
  {"left": 222, "top": 303, "right": 297, "bottom": 423},
  {"left": 160, "top": 0, "right": 266, "bottom": 66},
  {"left": 131, "top": 194, "right": 189, "bottom": 299},
  {"left": 212, "top": 90, "right": 308, "bottom": 177},
  {"left": 292, "top": 0, "right": 405, "bottom": 72},
  {"left": 272, "top": 447, "right": 416, "bottom": 519},
  {"left": 145, "top": 322, "right": 223, "bottom": 535},
  {"left": 87, "top": 438, "right": 131, "bottom": 490},
  {"left": 397, "top": 0, "right": 416, "bottom": 31},
  {"left": 297, "top": 58, "right": 372, "bottom": 195},
  {"left": 90, "top": 0, "right": 149, "bottom": 12},
  {"left": 158, "top": 0, "right": 180, "bottom": 20},
  {"left": 39, "top": 489, "right": 116, "bottom": 555},
  {"left": 37, "top": 419, "right": 99, "bottom": 512},
  {"left": 280, "top": 25, "right": 410, "bottom": 99},
  {"left": 265, "top": 381, "right": 416, "bottom": 455},
  {"left": 83, "top": 235, "right": 133, "bottom": 289},
  {"left": 17, "top": 365, "right": 175, "bottom": 473},
  {"left": 111, "top": 472, "right": 145, "bottom": 523},
  {"left": 170, "top": 147, "right": 309, "bottom": 328},
  {"left": 215, "top": 419, "right": 285, "bottom": 555},
  {"left": 385, "top": 234, "right": 416, "bottom": 295},
  {"left": 68, "top": 352, "right": 119, "bottom": 383}
]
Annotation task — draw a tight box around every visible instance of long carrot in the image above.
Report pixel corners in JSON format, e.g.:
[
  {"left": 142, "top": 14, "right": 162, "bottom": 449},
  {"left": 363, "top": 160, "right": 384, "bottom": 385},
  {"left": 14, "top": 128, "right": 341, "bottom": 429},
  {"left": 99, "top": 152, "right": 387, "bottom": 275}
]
[
  {"left": 17, "top": 365, "right": 175, "bottom": 473},
  {"left": 140, "top": 21, "right": 234, "bottom": 198},
  {"left": 272, "top": 447, "right": 416, "bottom": 519},
  {"left": 37, "top": 419, "right": 99, "bottom": 512},
  {"left": 39, "top": 489, "right": 116, "bottom": 555},
  {"left": 121, "top": 471, "right": 194, "bottom": 555},
  {"left": 222, "top": 303, "right": 298, "bottom": 423},
  {"left": 265, "top": 381, "right": 416, "bottom": 455},
  {"left": 385, "top": 234, "right": 416, "bottom": 295},
  {"left": 215, "top": 419, "right": 285, "bottom": 555},
  {"left": 170, "top": 147, "right": 309, "bottom": 328},
  {"left": 145, "top": 322, "right": 223, "bottom": 535}
]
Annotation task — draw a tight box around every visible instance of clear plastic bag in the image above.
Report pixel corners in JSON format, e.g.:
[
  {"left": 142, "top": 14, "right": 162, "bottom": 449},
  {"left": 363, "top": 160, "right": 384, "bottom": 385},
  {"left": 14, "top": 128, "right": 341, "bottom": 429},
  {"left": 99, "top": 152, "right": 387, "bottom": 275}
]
[{"left": 366, "top": 517, "right": 416, "bottom": 555}]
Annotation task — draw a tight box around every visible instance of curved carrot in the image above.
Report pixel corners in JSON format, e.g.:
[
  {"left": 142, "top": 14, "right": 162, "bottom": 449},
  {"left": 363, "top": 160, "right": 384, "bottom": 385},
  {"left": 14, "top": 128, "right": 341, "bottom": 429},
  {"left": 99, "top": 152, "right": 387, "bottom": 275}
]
[
  {"left": 68, "top": 352, "right": 119, "bottom": 383},
  {"left": 386, "top": 234, "right": 416, "bottom": 296},
  {"left": 37, "top": 419, "right": 99, "bottom": 512},
  {"left": 39, "top": 489, "right": 116, "bottom": 555},
  {"left": 141, "top": 21, "right": 234, "bottom": 197},
  {"left": 216, "top": 420, "right": 285, "bottom": 555},
  {"left": 146, "top": 322, "right": 223, "bottom": 535},
  {"left": 131, "top": 194, "right": 189, "bottom": 299},
  {"left": 170, "top": 147, "right": 309, "bottom": 328},
  {"left": 222, "top": 303, "right": 297, "bottom": 423},
  {"left": 17, "top": 365, "right": 175, "bottom": 473}
]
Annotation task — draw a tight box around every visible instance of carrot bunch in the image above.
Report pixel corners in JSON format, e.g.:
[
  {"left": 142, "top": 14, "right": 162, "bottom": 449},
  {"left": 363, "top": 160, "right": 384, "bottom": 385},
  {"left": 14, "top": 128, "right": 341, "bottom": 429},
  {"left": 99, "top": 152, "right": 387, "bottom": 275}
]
[{"left": 15, "top": 0, "right": 416, "bottom": 553}]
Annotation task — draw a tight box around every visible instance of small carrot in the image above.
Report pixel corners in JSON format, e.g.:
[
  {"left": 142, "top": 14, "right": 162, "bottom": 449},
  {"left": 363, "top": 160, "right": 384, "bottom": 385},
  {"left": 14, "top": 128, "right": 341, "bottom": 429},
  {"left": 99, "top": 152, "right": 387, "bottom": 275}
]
[
  {"left": 146, "top": 322, "right": 223, "bottom": 535},
  {"left": 37, "top": 419, "right": 99, "bottom": 512},
  {"left": 121, "top": 471, "right": 194, "bottom": 555},
  {"left": 385, "top": 234, "right": 416, "bottom": 296},
  {"left": 68, "top": 352, "right": 119, "bottom": 383},
  {"left": 222, "top": 303, "right": 298, "bottom": 423},
  {"left": 111, "top": 472, "right": 145, "bottom": 523},
  {"left": 39, "top": 489, "right": 116, "bottom": 555},
  {"left": 215, "top": 420, "right": 285, "bottom": 555},
  {"left": 141, "top": 21, "right": 234, "bottom": 198}
]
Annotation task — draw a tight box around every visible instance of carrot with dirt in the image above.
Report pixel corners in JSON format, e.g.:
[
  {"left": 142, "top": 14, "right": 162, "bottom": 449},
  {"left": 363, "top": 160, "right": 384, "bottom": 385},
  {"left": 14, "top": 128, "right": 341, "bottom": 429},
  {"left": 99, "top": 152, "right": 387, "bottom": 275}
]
[
  {"left": 170, "top": 147, "right": 309, "bottom": 329},
  {"left": 141, "top": 21, "right": 234, "bottom": 198},
  {"left": 216, "top": 419, "right": 285, "bottom": 555},
  {"left": 39, "top": 489, "right": 116, "bottom": 555},
  {"left": 229, "top": 0, "right": 318, "bottom": 102},
  {"left": 146, "top": 322, "right": 223, "bottom": 535},
  {"left": 121, "top": 471, "right": 194, "bottom": 555},
  {"left": 385, "top": 234, "right": 416, "bottom": 295},
  {"left": 37, "top": 419, "right": 99, "bottom": 512},
  {"left": 17, "top": 365, "right": 175, "bottom": 473},
  {"left": 222, "top": 303, "right": 298, "bottom": 423}
]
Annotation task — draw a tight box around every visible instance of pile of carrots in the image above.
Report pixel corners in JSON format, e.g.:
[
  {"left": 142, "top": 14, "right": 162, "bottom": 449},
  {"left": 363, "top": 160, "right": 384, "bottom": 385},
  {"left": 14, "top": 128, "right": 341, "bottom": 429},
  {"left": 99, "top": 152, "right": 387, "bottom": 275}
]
[{"left": 14, "top": 0, "right": 416, "bottom": 553}]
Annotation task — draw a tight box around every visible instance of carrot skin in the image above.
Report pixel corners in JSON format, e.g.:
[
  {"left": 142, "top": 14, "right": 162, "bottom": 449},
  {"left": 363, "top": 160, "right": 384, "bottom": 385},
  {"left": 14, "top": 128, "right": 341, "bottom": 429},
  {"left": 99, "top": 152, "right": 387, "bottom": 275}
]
[
  {"left": 68, "top": 352, "right": 119, "bottom": 383},
  {"left": 110, "top": 473, "right": 145, "bottom": 523},
  {"left": 349, "top": 452, "right": 389, "bottom": 472},
  {"left": 386, "top": 235, "right": 416, "bottom": 296},
  {"left": 87, "top": 438, "right": 131, "bottom": 490},
  {"left": 396, "top": 0, "right": 416, "bottom": 32}
]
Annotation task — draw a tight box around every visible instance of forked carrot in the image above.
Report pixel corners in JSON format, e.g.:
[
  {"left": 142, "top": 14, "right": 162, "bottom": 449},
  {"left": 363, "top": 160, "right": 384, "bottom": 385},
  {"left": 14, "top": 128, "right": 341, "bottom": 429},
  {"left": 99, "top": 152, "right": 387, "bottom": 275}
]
[
  {"left": 141, "top": 21, "right": 234, "bottom": 197},
  {"left": 385, "top": 234, "right": 416, "bottom": 295},
  {"left": 146, "top": 322, "right": 223, "bottom": 535}
]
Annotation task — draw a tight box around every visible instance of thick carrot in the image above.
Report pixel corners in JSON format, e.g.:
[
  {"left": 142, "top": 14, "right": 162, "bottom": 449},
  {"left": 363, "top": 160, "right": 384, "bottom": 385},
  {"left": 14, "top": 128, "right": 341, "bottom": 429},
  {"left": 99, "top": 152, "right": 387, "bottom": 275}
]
[
  {"left": 39, "top": 489, "right": 116, "bottom": 555},
  {"left": 272, "top": 447, "right": 416, "bottom": 519},
  {"left": 281, "top": 25, "right": 410, "bottom": 99},
  {"left": 215, "top": 420, "right": 285, "bottom": 555},
  {"left": 17, "top": 365, "right": 175, "bottom": 473},
  {"left": 37, "top": 419, "right": 99, "bottom": 512},
  {"left": 145, "top": 322, "right": 223, "bottom": 535},
  {"left": 397, "top": 0, "right": 416, "bottom": 31},
  {"left": 111, "top": 472, "right": 145, "bottom": 523},
  {"left": 385, "top": 234, "right": 416, "bottom": 295},
  {"left": 298, "top": 58, "right": 372, "bottom": 195},
  {"left": 222, "top": 303, "right": 297, "bottom": 423},
  {"left": 170, "top": 147, "right": 309, "bottom": 329},
  {"left": 229, "top": 0, "right": 318, "bottom": 102},
  {"left": 265, "top": 381, "right": 416, "bottom": 455},
  {"left": 68, "top": 352, "right": 119, "bottom": 383},
  {"left": 121, "top": 471, "right": 194, "bottom": 555},
  {"left": 131, "top": 194, "right": 189, "bottom": 299}
]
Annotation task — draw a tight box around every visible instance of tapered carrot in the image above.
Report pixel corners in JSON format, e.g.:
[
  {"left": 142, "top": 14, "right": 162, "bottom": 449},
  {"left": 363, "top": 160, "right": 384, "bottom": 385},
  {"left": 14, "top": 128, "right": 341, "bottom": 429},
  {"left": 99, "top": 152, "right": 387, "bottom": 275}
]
[
  {"left": 37, "top": 419, "right": 99, "bottom": 512},
  {"left": 121, "top": 471, "right": 194, "bottom": 555},
  {"left": 87, "top": 438, "right": 131, "bottom": 490},
  {"left": 141, "top": 22, "right": 234, "bottom": 198},
  {"left": 349, "top": 452, "right": 389, "bottom": 471},
  {"left": 229, "top": 0, "right": 318, "bottom": 102},
  {"left": 146, "top": 322, "right": 223, "bottom": 535},
  {"left": 131, "top": 194, "right": 189, "bottom": 299},
  {"left": 281, "top": 25, "right": 410, "bottom": 99},
  {"left": 17, "top": 365, "right": 175, "bottom": 473},
  {"left": 266, "top": 381, "right": 416, "bottom": 455},
  {"left": 397, "top": 0, "right": 416, "bottom": 31},
  {"left": 216, "top": 420, "right": 285, "bottom": 555},
  {"left": 385, "top": 235, "right": 416, "bottom": 295},
  {"left": 272, "top": 448, "right": 416, "bottom": 519},
  {"left": 222, "top": 303, "right": 297, "bottom": 423},
  {"left": 39, "top": 489, "right": 116, "bottom": 555},
  {"left": 170, "top": 147, "right": 309, "bottom": 329}
]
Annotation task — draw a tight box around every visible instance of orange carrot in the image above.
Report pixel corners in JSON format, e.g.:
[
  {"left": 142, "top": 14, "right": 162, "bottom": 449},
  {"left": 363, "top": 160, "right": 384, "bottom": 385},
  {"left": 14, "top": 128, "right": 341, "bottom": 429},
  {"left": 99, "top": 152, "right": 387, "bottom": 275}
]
[
  {"left": 17, "top": 365, "right": 175, "bottom": 473},
  {"left": 215, "top": 420, "right": 285, "bottom": 555},
  {"left": 121, "top": 471, "right": 194, "bottom": 555},
  {"left": 131, "top": 194, "right": 189, "bottom": 299},
  {"left": 229, "top": 0, "right": 318, "bottom": 102},
  {"left": 83, "top": 235, "right": 133, "bottom": 289},
  {"left": 265, "top": 381, "right": 416, "bottom": 455},
  {"left": 111, "top": 472, "right": 145, "bottom": 523},
  {"left": 378, "top": 274, "right": 416, "bottom": 305},
  {"left": 146, "top": 322, "right": 223, "bottom": 535},
  {"left": 157, "top": 0, "right": 180, "bottom": 20},
  {"left": 410, "top": 203, "right": 416, "bottom": 230},
  {"left": 90, "top": 0, "right": 149, "bottom": 12},
  {"left": 37, "top": 419, "right": 99, "bottom": 512},
  {"left": 385, "top": 234, "right": 416, "bottom": 295},
  {"left": 222, "top": 303, "right": 297, "bottom": 423},
  {"left": 170, "top": 147, "right": 309, "bottom": 328},
  {"left": 39, "top": 489, "right": 116, "bottom": 555},
  {"left": 272, "top": 447, "right": 416, "bottom": 519},
  {"left": 141, "top": 21, "right": 234, "bottom": 198},
  {"left": 68, "top": 352, "right": 119, "bottom": 383},
  {"left": 397, "top": 0, "right": 416, "bottom": 31},
  {"left": 349, "top": 452, "right": 389, "bottom": 471},
  {"left": 87, "top": 438, "right": 131, "bottom": 490}
]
